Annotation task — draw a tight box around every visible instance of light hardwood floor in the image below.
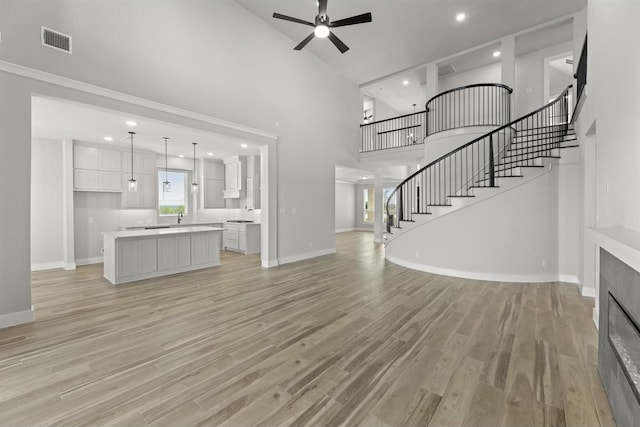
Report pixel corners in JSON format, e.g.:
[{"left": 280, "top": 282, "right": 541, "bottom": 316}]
[{"left": 1, "top": 231, "right": 614, "bottom": 426}]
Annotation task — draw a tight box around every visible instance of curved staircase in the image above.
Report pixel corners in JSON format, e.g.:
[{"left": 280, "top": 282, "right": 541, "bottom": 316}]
[
  {"left": 386, "top": 85, "right": 574, "bottom": 241},
  {"left": 384, "top": 86, "right": 576, "bottom": 280}
]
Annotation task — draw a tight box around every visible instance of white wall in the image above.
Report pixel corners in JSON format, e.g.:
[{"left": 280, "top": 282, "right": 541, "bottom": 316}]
[
  {"left": 31, "top": 138, "right": 64, "bottom": 269},
  {"left": 386, "top": 167, "right": 563, "bottom": 282},
  {"left": 514, "top": 41, "right": 573, "bottom": 117},
  {"left": 356, "top": 183, "right": 373, "bottom": 231},
  {"left": 335, "top": 181, "right": 356, "bottom": 232},
  {"left": 439, "top": 62, "right": 501, "bottom": 92},
  {"left": 374, "top": 98, "right": 401, "bottom": 121},
  {"left": 73, "top": 192, "right": 120, "bottom": 263},
  {"left": 0, "top": 0, "right": 361, "bottom": 325},
  {"left": 589, "top": 0, "right": 640, "bottom": 232}
]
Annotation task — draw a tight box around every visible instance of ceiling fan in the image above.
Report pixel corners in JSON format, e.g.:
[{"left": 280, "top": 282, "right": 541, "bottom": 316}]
[{"left": 273, "top": 0, "right": 372, "bottom": 54}]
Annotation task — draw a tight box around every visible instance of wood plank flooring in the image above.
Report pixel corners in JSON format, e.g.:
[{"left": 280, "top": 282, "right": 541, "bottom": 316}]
[{"left": 0, "top": 231, "right": 614, "bottom": 426}]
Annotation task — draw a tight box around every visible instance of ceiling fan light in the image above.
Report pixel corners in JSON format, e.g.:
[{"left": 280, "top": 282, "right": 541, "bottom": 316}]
[{"left": 314, "top": 24, "right": 330, "bottom": 38}]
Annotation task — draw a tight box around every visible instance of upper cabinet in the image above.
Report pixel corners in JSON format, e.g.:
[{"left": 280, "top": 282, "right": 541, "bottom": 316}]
[
  {"left": 122, "top": 151, "right": 156, "bottom": 175},
  {"left": 202, "top": 159, "right": 225, "bottom": 208},
  {"left": 121, "top": 151, "right": 157, "bottom": 209},
  {"left": 73, "top": 145, "right": 122, "bottom": 192},
  {"left": 246, "top": 155, "right": 261, "bottom": 210},
  {"left": 223, "top": 155, "right": 246, "bottom": 199}
]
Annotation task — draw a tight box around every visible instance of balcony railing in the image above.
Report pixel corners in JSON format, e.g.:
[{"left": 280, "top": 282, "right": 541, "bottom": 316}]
[
  {"left": 426, "top": 83, "right": 513, "bottom": 137},
  {"left": 360, "top": 111, "right": 426, "bottom": 153},
  {"left": 574, "top": 34, "right": 587, "bottom": 110}
]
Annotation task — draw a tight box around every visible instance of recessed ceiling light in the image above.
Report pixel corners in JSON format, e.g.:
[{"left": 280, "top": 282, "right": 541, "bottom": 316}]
[
  {"left": 402, "top": 80, "right": 409, "bottom": 86},
  {"left": 103, "top": 136, "right": 113, "bottom": 142},
  {"left": 126, "top": 120, "right": 137, "bottom": 127},
  {"left": 178, "top": 154, "right": 185, "bottom": 158},
  {"left": 493, "top": 51, "right": 501, "bottom": 58},
  {"left": 361, "top": 176, "right": 367, "bottom": 180},
  {"left": 207, "top": 152, "right": 214, "bottom": 156},
  {"left": 456, "top": 13, "right": 466, "bottom": 22},
  {"left": 241, "top": 143, "right": 248, "bottom": 148}
]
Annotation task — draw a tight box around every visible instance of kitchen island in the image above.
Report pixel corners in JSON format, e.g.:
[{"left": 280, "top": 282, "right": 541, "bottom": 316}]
[{"left": 102, "top": 226, "right": 224, "bottom": 285}]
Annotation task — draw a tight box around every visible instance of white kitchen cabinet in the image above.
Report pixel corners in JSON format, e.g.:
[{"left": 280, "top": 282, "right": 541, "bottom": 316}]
[
  {"left": 223, "top": 156, "right": 246, "bottom": 199},
  {"left": 123, "top": 151, "right": 156, "bottom": 175},
  {"left": 74, "top": 169, "right": 122, "bottom": 192},
  {"left": 74, "top": 145, "right": 100, "bottom": 169},
  {"left": 74, "top": 144, "right": 122, "bottom": 192},
  {"left": 116, "top": 238, "right": 157, "bottom": 277},
  {"left": 223, "top": 223, "right": 260, "bottom": 254},
  {"left": 121, "top": 173, "right": 156, "bottom": 209},
  {"left": 157, "top": 235, "right": 191, "bottom": 271},
  {"left": 103, "top": 227, "right": 223, "bottom": 285},
  {"left": 203, "top": 160, "right": 225, "bottom": 208},
  {"left": 245, "top": 155, "right": 260, "bottom": 210},
  {"left": 191, "top": 232, "right": 218, "bottom": 265}
]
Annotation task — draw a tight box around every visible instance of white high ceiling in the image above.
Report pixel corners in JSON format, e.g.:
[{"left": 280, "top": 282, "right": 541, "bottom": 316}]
[{"left": 235, "top": 0, "right": 585, "bottom": 87}]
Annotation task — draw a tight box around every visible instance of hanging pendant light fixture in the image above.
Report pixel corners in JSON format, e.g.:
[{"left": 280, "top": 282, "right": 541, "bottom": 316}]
[
  {"left": 127, "top": 131, "right": 138, "bottom": 192},
  {"left": 191, "top": 142, "right": 199, "bottom": 194},
  {"left": 162, "top": 137, "right": 171, "bottom": 192}
]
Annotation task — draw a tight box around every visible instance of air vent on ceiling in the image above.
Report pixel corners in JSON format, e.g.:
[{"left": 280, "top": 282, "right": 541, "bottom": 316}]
[
  {"left": 41, "top": 26, "right": 72, "bottom": 54},
  {"left": 438, "top": 63, "right": 456, "bottom": 77}
]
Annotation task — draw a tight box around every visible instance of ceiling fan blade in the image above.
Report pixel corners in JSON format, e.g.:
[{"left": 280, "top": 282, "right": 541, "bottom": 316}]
[
  {"left": 273, "top": 12, "right": 314, "bottom": 27},
  {"left": 328, "top": 31, "right": 349, "bottom": 53},
  {"left": 330, "top": 12, "right": 372, "bottom": 28},
  {"left": 318, "top": 0, "right": 328, "bottom": 17},
  {"left": 293, "top": 32, "right": 316, "bottom": 51}
]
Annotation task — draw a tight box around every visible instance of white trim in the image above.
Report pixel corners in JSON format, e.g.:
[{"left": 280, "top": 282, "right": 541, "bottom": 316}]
[
  {"left": 386, "top": 255, "right": 572, "bottom": 284},
  {"left": 593, "top": 307, "right": 599, "bottom": 330},
  {"left": 64, "top": 262, "right": 77, "bottom": 271},
  {"left": 558, "top": 274, "right": 580, "bottom": 284},
  {"left": 262, "top": 259, "right": 279, "bottom": 268},
  {"left": 31, "top": 261, "right": 65, "bottom": 272},
  {"left": 335, "top": 228, "right": 357, "bottom": 233},
  {"left": 279, "top": 248, "right": 336, "bottom": 265},
  {"left": 581, "top": 287, "right": 597, "bottom": 298},
  {"left": 76, "top": 256, "right": 103, "bottom": 266},
  {"left": 0, "top": 307, "right": 34, "bottom": 329},
  {"left": 0, "top": 60, "right": 279, "bottom": 142}
]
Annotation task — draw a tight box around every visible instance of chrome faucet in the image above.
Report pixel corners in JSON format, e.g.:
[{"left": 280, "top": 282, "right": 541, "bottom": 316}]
[{"left": 177, "top": 212, "right": 183, "bottom": 224}]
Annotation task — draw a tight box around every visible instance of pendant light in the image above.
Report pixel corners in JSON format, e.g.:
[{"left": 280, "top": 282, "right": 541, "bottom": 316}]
[
  {"left": 162, "top": 137, "right": 171, "bottom": 192},
  {"left": 191, "top": 142, "right": 199, "bottom": 194},
  {"left": 127, "top": 131, "right": 138, "bottom": 192}
]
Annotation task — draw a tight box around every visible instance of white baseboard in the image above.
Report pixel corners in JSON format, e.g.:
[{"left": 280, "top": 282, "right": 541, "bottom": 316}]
[
  {"left": 64, "top": 262, "right": 77, "bottom": 270},
  {"left": 0, "top": 306, "right": 34, "bottom": 329},
  {"left": 262, "top": 259, "right": 279, "bottom": 268},
  {"left": 593, "top": 307, "right": 599, "bottom": 330},
  {"left": 31, "top": 261, "right": 65, "bottom": 272},
  {"left": 76, "top": 257, "right": 103, "bottom": 266},
  {"left": 581, "top": 286, "right": 596, "bottom": 298},
  {"left": 335, "top": 228, "right": 357, "bottom": 233},
  {"left": 279, "top": 248, "right": 336, "bottom": 265},
  {"left": 558, "top": 274, "right": 580, "bottom": 285},
  {"left": 386, "top": 255, "right": 581, "bottom": 284}
]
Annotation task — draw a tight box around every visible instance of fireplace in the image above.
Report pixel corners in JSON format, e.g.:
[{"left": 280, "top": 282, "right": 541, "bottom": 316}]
[
  {"left": 608, "top": 292, "right": 640, "bottom": 402},
  {"left": 599, "top": 248, "right": 640, "bottom": 425}
]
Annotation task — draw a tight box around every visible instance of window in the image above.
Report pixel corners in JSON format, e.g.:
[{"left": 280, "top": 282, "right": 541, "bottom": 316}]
[
  {"left": 363, "top": 188, "right": 374, "bottom": 223},
  {"left": 158, "top": 170, "right": 188, "bottom": 215},
  {"left": 363, "top": 187, "right": 397, "bottom": 224},
  {"left": 383, "top": 187, "right": 396, "bottom": 224}
]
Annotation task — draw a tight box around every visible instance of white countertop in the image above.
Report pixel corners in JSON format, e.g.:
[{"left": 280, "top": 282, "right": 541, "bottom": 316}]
[
  {"left": 124, "top": 221, "right": 260, "bottom": 230},
  {"left": 104, "top": 226, "right": 225, "bottom": 239}
]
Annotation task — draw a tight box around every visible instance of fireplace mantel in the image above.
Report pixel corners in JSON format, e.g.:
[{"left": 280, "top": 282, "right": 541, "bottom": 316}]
[{"left": 589, "top": 226, "right": 640, "bottom": 273}]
